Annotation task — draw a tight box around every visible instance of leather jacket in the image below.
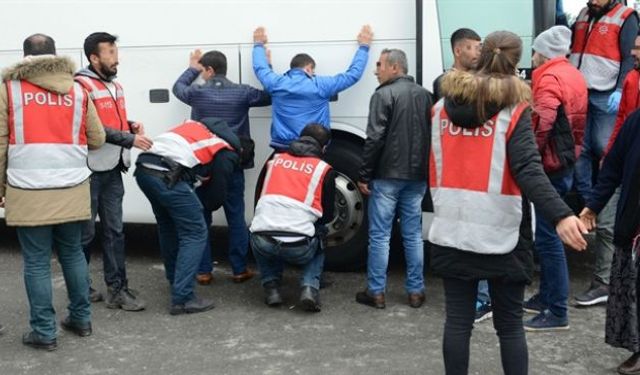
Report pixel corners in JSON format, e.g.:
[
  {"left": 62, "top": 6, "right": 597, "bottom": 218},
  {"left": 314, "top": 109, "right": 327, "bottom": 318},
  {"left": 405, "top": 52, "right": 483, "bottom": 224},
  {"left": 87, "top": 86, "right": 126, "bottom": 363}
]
[{"left": 359, "top": 75, "right": 431, "bottom": 182}]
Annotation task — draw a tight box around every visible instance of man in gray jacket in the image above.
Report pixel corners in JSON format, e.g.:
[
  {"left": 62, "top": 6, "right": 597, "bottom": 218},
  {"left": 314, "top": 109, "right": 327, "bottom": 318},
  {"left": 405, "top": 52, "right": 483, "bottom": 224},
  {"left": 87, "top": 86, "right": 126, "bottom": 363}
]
[
  {"left": 355, "top": 49, "right": 432, "bottom": 309},
  {"left": 75, "top": 32, "right": 152, "bottom": 311}
]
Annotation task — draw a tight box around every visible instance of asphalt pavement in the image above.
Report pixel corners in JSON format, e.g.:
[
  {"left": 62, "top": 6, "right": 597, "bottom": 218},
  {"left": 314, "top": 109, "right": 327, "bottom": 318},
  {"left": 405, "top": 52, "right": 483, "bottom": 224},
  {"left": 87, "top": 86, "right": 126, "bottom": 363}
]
[{"left": 0, "top": 226, "right": 626, "bottom": 375}]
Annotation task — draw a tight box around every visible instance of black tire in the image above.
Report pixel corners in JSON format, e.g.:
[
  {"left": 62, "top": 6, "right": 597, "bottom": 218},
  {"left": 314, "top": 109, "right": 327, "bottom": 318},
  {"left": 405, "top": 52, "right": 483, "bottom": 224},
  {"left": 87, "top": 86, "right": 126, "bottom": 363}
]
[{"left": 322, "top": 139, "right": 368, "bottom": 271}]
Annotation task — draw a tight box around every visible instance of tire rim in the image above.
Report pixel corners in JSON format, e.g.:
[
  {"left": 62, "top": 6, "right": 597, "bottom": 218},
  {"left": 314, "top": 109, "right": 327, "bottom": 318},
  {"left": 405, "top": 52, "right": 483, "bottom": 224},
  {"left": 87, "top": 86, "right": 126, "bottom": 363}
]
[{"left": 327, "top": 172, "right": 365, "bottom": 247}]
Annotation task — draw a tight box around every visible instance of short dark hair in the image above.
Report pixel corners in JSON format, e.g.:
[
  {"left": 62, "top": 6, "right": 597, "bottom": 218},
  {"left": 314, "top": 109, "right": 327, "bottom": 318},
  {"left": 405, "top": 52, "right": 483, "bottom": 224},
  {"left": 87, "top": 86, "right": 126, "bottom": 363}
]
[
  {"left": 450, "top": 28, "right": 481, "bottom": 51},
  {"left": 23, "top": 34, "right": 56, "bottom": 56},
  {"left": 290, "top": 53, "right": 316, "bottom": 69},
  {"left": 300, "top": 123, "right": 331, "bottom": 147},
  {"left": 83, "top": 32, "right": 118, "bottom": 60},
  {"left": 200, "top": 50, "right": 227, "bottom": 75}
]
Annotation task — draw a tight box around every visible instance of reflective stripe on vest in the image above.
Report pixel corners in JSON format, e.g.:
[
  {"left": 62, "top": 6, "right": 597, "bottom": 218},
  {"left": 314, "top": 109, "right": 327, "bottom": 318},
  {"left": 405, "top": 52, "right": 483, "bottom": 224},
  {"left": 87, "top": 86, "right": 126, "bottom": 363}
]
[
  {"left": 569, "top": 4, "right": 635, "bottom": 90},
  {"left": 428, "top": 100, "right": 527, "bottom": 254},
  {"left": 75, "top": 75, "right": 130, "bottom": 171},
  {"left": 261, "top": 154, "right": 330, "bottom": 215},
  {"left": 148, "top": 121, "right": 232, "bottom": 168},
  {"left": 6, "top": 80, "right": 90, "bottom": 189}
]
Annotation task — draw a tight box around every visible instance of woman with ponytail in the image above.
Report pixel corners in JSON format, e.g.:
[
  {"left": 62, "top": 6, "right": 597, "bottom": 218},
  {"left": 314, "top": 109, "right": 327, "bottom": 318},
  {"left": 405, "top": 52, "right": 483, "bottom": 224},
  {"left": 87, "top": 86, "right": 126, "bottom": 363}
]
[{"left": 428, "top": 31, "right": 588, "bottom": 375}]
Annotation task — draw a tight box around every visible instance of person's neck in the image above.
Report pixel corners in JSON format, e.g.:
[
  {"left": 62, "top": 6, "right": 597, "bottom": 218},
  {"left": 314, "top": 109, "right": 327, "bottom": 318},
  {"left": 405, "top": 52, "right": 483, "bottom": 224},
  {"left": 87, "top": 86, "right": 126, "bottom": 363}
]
[
  {"left": 89, "top": 64, "right": 109, "bottom": 81},
  {"left": 452, "top": 62, "right": 471, "bottom": 72}
]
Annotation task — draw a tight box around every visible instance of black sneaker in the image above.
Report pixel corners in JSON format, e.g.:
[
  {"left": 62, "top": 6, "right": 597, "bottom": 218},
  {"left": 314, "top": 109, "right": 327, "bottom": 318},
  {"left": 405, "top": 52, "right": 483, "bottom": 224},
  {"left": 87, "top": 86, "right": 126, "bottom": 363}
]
[
  {"left": 60, "top": 316, "right": 92, "bottom": 337},
  {"left": 523, "top": 294, "right": 545, "bottom": 314},
  {"left": 89, "top": 286, "right": 103, "bottom": 303},
  {"left": 524, "top": 309, "right": 569, "bottom": 332},
  {"left": 474, "top": 301, "right": 492, "bottom": 323},
  {"left": 106, "top": 287, "right": 146, "bottom": 311},
  {"left": 170, "top": 296, "right": 215, "bottom": 315},
  {"left": 574, "top": 280, "right": 609, "bottom": 307},
  {"left": 22, "top": 331, "right": 57, "bottom": 351}
]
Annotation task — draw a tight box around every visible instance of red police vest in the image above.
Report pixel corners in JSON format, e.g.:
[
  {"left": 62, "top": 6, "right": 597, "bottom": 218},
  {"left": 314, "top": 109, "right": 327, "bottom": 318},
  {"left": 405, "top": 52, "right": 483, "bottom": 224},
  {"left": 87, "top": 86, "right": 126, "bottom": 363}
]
[
  {"left": 74, "top": 75, "right": 129, "bottom": 131},
  {"left": 570, "top": 3, "right": 635, "bottom": 90},
  {"left": 261, "top": 153, "right": 330, "bottom": 214},
  {"left": 75, "top": 74, "right": 131, "bottom": 171},
  {"left": 250, "top": 153, "right": 331, "bottom": 237},
  {"left": 150, "top": 121, "right": 233, "bottom": 168},
  {"left": 428, "top": 99, "right": 527, "bottom": 254},
  {"left": 5, "top": 80, "right": 90, "bottom": 189}
]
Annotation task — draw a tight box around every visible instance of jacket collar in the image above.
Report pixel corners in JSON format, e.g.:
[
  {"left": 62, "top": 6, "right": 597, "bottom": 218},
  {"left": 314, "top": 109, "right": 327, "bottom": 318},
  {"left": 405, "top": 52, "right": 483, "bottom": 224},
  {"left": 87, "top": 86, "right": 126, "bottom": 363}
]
[
  {"left": 2, "top": 55, "right": 75, "bottom": 81},
  {"left": 375, "top": 75, "right": 414, "bottom": 90},
  {"left": 532, "top": 57, "right": 570, "bottom": 90}
]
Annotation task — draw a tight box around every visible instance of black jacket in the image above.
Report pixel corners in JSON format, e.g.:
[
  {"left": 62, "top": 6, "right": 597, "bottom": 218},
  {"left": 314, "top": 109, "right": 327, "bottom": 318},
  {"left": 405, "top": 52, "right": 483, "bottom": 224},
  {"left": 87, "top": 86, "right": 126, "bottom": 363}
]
[
  {"left": 359, "top": 76, "right": 432, "bottom": 183},
  {"left": 194, "top": 117, "right": 242, "bottom": 211},
  {"left": 430, "top": 99, "right": 575, "bottom": 283}
]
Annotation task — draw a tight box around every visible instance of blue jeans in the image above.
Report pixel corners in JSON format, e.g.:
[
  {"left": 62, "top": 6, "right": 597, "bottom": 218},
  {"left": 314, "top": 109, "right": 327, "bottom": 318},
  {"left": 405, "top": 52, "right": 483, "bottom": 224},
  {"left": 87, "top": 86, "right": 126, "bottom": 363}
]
[
  {"left": 534, "top": 172, "right": 573, "bottom": 318},
  {"left": 135, "top": 171, "right": 207, "bottom": 305},
  {"left": 250, "top": 233, "right": 324, "bottom": 290},
  {"left": 366, "top": 179, "right": 426, "bottom": 295},
  {"left": 575, "top": 89, "right": 616, "bottom": 201},
  {"left": 81, "top": 169, "right": 127, "bottom": 290},
  {"left": 198, "top": 169, "right": 249, "bottom": 275},
  {"left": 17, "top": 222, "right": 90, "bottom": 340},
  {"left": 477, "top": 280, "right": 490, "bottom": 304}
]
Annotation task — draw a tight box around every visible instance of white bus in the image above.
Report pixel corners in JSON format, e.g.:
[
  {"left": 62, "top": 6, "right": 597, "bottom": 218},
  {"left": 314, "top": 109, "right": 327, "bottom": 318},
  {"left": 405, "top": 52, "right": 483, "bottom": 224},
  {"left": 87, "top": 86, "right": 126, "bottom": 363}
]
[{"left": 1, "top": 0, "right": 560, "bottom": 269}]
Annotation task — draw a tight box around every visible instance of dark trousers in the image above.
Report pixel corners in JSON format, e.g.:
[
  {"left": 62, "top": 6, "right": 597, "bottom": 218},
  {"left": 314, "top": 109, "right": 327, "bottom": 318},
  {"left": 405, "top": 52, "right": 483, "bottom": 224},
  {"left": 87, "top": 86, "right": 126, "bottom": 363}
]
[
  {"left": 135, "top": 171, "right": 207, "bottom": 305},
  {"left": 443, "top": 278, "right": 528, "bottom": 375},
  {"left": 81, "top": 169, "right": 127, "bottom": 290}
]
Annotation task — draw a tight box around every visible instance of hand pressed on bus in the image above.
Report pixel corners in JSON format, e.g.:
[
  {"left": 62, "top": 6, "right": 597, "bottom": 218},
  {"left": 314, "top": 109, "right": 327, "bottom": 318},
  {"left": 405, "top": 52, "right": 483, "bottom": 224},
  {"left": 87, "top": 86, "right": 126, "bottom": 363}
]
[
  {"left": 253, "top": 27, "right": 268, "bottom": 45},
  {"left": 189, "top": 49, "right": 204, "bottom": 71},
  {"left": 357, "top": 25, "right": 374, "bottom": 46}
]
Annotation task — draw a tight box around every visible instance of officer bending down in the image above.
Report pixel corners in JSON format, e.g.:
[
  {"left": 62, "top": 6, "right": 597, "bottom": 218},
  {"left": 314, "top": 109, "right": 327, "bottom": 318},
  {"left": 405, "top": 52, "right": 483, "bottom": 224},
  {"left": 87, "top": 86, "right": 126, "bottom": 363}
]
[
  {"left": 134, "top": 118, "right": 241, "bottom": 315},
  {"left": 249, "top": 124, "right": 335, "bottom": 312}
]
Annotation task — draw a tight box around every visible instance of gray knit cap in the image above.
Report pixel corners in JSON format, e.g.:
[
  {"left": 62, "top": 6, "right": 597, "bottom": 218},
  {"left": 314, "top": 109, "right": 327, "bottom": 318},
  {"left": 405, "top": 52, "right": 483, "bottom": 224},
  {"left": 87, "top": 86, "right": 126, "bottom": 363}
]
[{"left": 532, "top": 26, "right": 572, "bottom": 59}]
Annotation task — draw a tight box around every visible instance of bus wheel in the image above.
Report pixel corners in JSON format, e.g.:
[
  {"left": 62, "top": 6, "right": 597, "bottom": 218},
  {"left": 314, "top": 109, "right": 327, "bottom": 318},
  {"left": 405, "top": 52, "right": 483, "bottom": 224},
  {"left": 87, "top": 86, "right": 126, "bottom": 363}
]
[{"left": 323, "top": 139, "right": 368, "bottom": 271}]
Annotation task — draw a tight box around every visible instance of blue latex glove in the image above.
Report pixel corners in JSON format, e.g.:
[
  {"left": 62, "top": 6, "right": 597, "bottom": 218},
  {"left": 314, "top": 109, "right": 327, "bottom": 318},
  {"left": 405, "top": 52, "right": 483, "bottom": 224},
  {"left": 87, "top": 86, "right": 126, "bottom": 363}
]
[{"left": 607, "top": 91, "right": 622, "bottom": 114}]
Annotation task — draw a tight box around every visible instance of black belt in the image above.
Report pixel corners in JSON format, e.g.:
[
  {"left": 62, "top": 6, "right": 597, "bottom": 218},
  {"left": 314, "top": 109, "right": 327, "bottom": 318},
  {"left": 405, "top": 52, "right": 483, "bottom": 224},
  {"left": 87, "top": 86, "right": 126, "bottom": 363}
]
[
  {"left": 135, "top": 165, "right": 168, "bottom": 179},
  {"left": 255, "top": 233, "right": 310, "bottom": 247}
]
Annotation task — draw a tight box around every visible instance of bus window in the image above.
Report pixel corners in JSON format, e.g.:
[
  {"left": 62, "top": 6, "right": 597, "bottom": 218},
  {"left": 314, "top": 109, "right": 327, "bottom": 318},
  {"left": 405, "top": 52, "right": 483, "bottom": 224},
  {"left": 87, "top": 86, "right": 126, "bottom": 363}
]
[{"left": 436, "top": 0, "right": 534, "bottom": 71}]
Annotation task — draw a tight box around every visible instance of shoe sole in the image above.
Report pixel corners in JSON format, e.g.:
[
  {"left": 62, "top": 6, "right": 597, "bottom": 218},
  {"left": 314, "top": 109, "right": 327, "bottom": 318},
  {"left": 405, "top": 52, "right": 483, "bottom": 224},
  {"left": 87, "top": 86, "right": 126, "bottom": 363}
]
[
  {"left": 24, "top": 342, "right": 57, "bottom": 351},
  {"left": 170, "top": 304, "right": 215, "bottom": 315},
  {"left": 106, "top": 303, "right": 145, "bottom": 311},
  {"left": 524, "top": 325, "right": 570, "bottom": 332},
  {"left": 355, "top": 299, "right": 385, "bottom": 309},
  {"left": 574, "top": 296, "right": 608, "bottom": 306},
  {"left": 523, "top": 307, "right": 541, "bottom": 314},
  {"left": 474, "top": 311, "right": 493, "bottom": 323},
  {"left": 300, "top": 298, "right": 321, "bottom": 312},
  {"left": 265, "top": 298, "right": 283, "bottom": 307}
]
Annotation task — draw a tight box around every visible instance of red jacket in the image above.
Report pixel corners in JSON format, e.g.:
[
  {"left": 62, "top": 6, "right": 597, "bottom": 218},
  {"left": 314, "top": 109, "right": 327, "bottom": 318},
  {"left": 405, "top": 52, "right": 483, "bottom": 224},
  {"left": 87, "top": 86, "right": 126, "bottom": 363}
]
[
  {"left": 532, "top": 57, "right": 587, "bottom": 174},
  {"left": 604, "top": 69, "right": 640, "bottom": 156}
]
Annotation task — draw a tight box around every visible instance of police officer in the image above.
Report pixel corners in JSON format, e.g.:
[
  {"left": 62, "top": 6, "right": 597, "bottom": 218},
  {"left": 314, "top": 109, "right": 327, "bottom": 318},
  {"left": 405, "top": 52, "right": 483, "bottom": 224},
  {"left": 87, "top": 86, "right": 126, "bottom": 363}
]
[
  {"left": 134, "top": 118, "right": 241, "bottom": 315},
  {"left": 75, "top": 32, "right": 152, "bottom": 310},
  {"left": 0, "top": 34, "right": 105, "bottom": 350},
  {"left": 249, "top": 124, "right": 335, "bottom": 312}
]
